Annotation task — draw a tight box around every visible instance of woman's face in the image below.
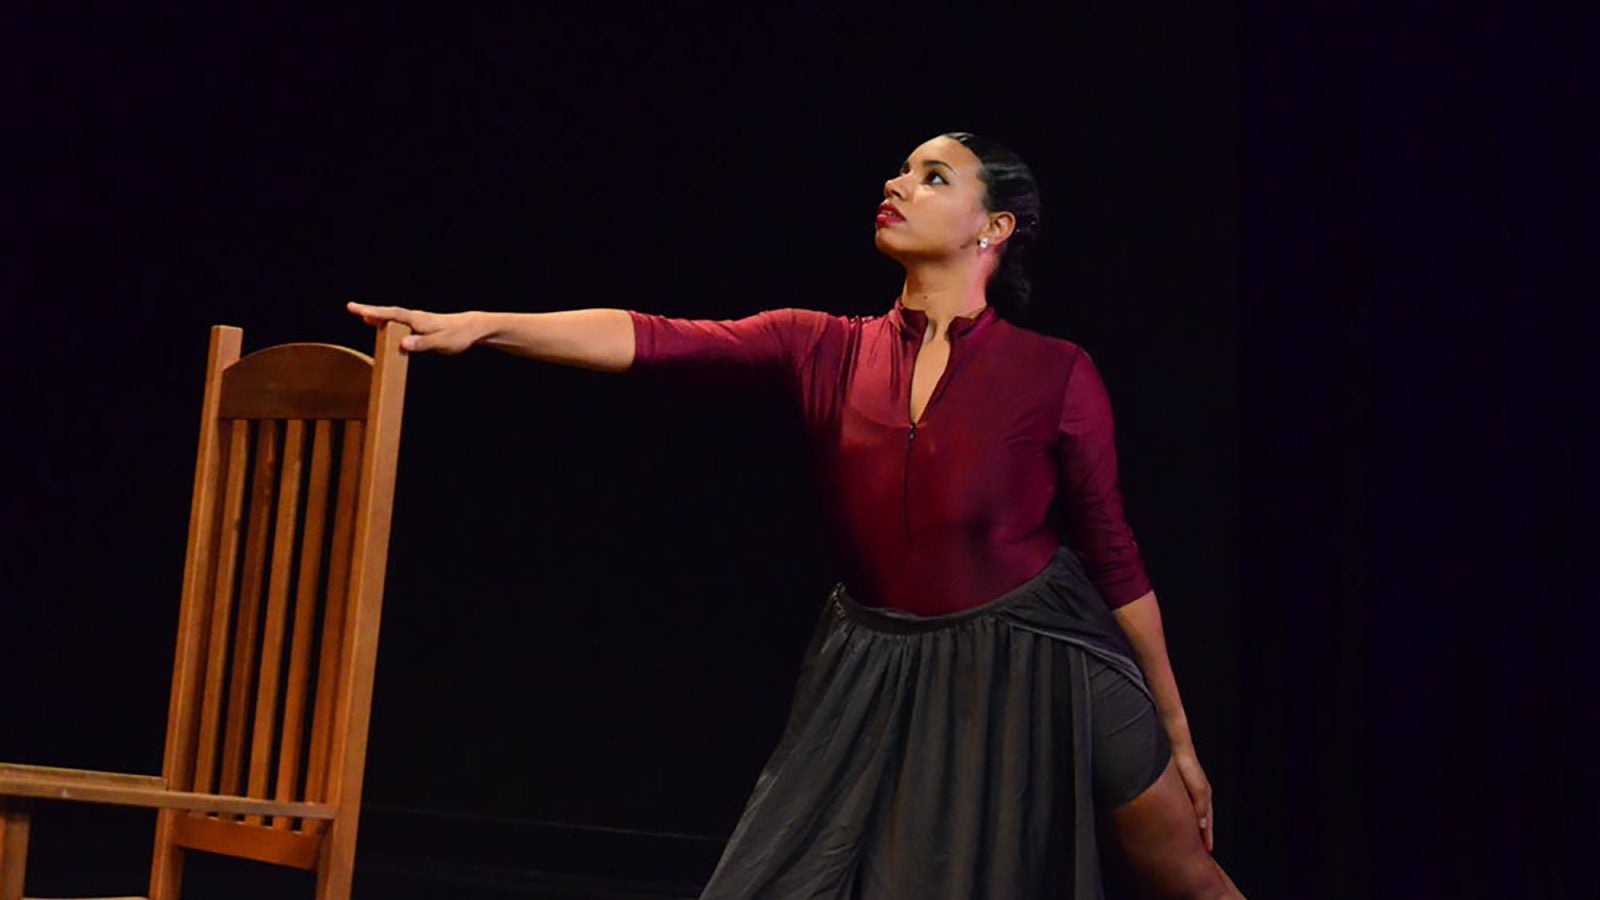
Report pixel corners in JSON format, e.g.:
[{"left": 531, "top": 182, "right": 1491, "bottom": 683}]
[{"left": 874, "top": 135, "right": 995, "bottom": 263}]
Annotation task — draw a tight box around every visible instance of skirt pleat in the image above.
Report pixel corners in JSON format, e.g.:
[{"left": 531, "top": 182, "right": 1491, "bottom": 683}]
[{"left": 699, "top": 545, "right": 1154, "bottom": 900}]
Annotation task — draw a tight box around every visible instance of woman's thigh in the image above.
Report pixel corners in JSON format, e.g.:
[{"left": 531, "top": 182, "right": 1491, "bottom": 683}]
[
  {"left": 1087, "top": 653, "right": 1171, "bottom": 809},
  {"left": 1089, "top": 656, "right": 1229, "bottom": 896}
]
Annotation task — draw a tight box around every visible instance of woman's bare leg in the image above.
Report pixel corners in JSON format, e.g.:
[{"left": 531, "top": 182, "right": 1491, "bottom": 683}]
[{"left": 1109, "top": 757, "right": 1245, "bottom": 899}]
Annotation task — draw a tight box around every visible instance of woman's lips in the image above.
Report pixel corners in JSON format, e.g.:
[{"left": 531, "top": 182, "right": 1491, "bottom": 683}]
[{"left": 876, "top": 204, "right": 904, "bottom": 226}]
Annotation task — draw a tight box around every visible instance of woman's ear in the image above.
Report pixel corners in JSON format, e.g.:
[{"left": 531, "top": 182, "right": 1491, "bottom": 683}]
[{"left": 982, "top": 211, "right": 1017, "bottom": 247}]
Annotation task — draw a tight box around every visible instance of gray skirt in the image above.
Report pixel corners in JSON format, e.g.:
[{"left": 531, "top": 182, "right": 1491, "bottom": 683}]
[{"left": 699, "top": 544, "right": 1171, "bottom": 900}]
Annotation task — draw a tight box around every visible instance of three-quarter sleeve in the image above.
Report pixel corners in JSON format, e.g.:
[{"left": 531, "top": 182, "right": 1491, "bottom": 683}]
[
  {"left": 627, "top": 307, "right": 827, "bottom": 384},
  {"left": 1054, "top": 347, "right": 1154, "bottom": 608}
]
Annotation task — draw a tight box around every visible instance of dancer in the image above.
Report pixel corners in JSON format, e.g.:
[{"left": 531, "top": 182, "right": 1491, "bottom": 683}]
[{"left": 348, "top": 132, "right": 1243, "bottom": 899}]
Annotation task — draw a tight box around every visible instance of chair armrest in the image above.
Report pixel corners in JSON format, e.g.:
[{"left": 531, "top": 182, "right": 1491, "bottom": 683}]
[
  {"left": 0, "top": 763, "right": 333, "bottom": 820},
  {"left": 0, "top": 762, "right": 163, "bottom": 790}
]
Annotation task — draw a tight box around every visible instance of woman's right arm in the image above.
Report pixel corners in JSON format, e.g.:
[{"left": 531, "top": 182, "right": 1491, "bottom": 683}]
[{"left": 346, "top": 302, "right": 635, "bottom": 373}]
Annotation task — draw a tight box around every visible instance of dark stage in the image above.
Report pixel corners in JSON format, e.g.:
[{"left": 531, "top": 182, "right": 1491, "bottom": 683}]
[{"left": 2, "top": 3, "right": 1591, "bottom": 898}]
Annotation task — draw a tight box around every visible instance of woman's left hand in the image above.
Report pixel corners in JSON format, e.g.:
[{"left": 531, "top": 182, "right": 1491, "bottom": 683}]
[{"left": 1171, "top": 744, "right": 1215, "bottom": 851}]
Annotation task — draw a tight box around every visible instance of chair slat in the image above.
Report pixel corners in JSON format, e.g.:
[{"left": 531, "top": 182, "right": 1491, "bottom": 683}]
[
  {"left": 301, "top": 422, "right": 362, "bottom": 826},
  {"left": 244, "top": 420, "right": 306, "bottom": 825},
  {"left": 272, "top": 420, "right": 333, "bottom": 828},
  {"left": 192, "top": 421, "right": 251, "bottom": 794},
  {"left": 219, "top": 420, "right": 280, "bottom": 802}
]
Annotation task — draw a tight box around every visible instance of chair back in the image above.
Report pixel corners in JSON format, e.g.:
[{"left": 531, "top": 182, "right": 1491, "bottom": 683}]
[{"left": 150, "top": 322, "right": 408, "bottom": 890}]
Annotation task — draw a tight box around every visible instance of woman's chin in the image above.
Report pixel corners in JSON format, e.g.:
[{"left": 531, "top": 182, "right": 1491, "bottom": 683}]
[{"left": 873, "top": 231, "right": 908, "bottom": 261}]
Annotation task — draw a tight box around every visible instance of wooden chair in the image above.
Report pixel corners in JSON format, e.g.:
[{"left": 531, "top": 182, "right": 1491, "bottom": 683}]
[{"left": 0, "top": 321, "right": 411, "bottom": 899}]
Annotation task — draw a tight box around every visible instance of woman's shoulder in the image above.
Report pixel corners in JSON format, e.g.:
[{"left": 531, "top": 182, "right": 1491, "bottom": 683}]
[
  {"left": 750, "top": 304, "right": 895, "bottom": 342},
  {"left": 992, "top": 317, "right": 1090, "bottom": 367},
  {"left": 745, "top": 306, "right": 857, "bottom": 343}
]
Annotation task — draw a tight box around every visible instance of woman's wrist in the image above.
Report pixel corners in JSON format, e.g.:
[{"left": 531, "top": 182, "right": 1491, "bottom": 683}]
[
  {"left": 1162, "top": 714, "right": 1195, "bottom": 752},
  {"left": 467, "top": 311, "right": 502, "bottom": 347}
]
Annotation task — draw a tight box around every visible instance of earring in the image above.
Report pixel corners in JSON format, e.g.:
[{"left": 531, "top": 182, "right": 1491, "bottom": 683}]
[{"left": 979, "top": 237, "right": 990, "bottom": 249}]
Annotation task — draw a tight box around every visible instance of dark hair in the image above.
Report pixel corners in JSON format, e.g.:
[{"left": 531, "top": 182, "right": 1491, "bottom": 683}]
[{"left": 944, "top": 131, "right": 1041, "bottom": 320}]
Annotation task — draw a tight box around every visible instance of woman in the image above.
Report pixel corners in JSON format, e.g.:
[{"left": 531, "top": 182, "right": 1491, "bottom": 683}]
[{"left": 348, "top": 132, "right": 1244, "bottom": 899}]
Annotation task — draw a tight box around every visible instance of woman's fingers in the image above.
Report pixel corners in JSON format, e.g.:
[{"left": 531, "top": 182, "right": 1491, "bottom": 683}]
[
  {"left": 346, "top": 301, "right": 416, "bottom": 327},
  {"left": 1192, "top": 787, "right": 1212, "bottom": 850},
  {"left": 346, "top": 301, "right": 474, "bottom": 355},
  {"left": 1172, "top": 748, "right": 1215, "bottom": 852}
]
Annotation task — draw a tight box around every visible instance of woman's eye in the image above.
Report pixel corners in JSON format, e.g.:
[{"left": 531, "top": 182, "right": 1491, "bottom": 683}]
[{"left": 925, "top": 172, "right": 947, "bottom": 185}]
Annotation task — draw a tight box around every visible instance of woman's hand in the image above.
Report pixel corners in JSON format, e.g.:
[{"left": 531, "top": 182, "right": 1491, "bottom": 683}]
[
  {"left": 346, "top": 301, "right": 484, "bottom": 354},
  {"left": 1171, "top": 743, "right": 1215, "bottom": 851}
]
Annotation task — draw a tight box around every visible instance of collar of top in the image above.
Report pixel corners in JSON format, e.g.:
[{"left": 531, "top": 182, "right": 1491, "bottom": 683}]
[{"left": 889, "top": 296, "right": 998, "bottom": 340}]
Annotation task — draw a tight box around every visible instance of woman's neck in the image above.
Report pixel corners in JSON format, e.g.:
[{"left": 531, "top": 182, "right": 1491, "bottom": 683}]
[{"left": 899, "top": 263, "right": 989, "bottom": 340}]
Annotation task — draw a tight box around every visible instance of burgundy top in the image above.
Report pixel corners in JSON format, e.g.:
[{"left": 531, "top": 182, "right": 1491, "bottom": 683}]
[{"left": 627, "top": 298, "right": 1154, "bottom": 615}]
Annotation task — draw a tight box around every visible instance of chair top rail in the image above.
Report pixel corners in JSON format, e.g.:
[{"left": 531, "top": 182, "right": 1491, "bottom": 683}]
[{"left": 218, "top": 342, "right": 376, "bottom": 420}]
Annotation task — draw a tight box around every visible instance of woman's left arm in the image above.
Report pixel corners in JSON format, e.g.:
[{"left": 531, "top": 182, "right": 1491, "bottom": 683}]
[
  {"left": 1113, "top": 589, "right": 1215, "bottom": 852},
  {"left": 1055, "top": 347, "right": 1217, "bottom": 848}
]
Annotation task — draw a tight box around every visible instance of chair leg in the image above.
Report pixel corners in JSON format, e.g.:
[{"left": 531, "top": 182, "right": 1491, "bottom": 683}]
[
  {"left": 148, "top": 809, "right": 185, "bottom": 900},
  {"left": 312, "top": 819, "right": 355, "bottom": 900},
  {"left": 0, "top": 796, "right": 32, "bottom": 900}
]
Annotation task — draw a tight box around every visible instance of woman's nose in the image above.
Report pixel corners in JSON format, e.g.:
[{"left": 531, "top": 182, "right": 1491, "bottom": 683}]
[{"left": 883, "top": 176, "right": 906, "bottom": 199}]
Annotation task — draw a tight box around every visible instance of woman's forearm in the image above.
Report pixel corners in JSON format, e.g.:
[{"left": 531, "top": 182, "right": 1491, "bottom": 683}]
[
  {"left": 473, "top": 308, "right": 637, "bottom": 373},
  {"left": 1112, "top": 590, "right": 1196, "bottom": 750}
]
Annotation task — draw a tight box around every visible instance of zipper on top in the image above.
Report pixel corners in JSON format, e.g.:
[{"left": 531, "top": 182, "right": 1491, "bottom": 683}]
[
  {"left": 902, "top": 422, "right": 917, "bottom": 547},
  {"left": 898, "top": 307, "right": 987, "bottom": 551},
  {"left": 902, "top": 335, "right": 958, "bottom": 551}
]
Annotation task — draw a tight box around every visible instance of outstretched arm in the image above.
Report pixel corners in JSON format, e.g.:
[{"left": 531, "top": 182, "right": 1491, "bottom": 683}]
[{"left": 346, "top": 302, "right": 635, "bottom": 372}]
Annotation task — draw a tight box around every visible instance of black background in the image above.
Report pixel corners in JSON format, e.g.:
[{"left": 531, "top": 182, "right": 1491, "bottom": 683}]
[{"left": 2, "top": 3, "right": 1592, "bottom": 898}]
